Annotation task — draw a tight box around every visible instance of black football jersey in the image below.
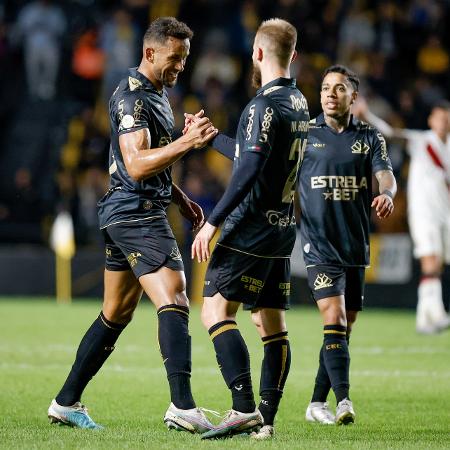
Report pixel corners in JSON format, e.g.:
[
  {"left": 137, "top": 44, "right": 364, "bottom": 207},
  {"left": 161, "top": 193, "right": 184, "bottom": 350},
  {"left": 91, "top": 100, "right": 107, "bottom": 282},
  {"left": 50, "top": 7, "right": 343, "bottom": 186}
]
[
  {"left": 98, "top": 68, "right": 175, "bottom": 229},
  {"left": 218, "top": 78, "right": 309, "bottom": 257},
  {"left": 298, "top": 113, "right": 393, "bottom": 267}
]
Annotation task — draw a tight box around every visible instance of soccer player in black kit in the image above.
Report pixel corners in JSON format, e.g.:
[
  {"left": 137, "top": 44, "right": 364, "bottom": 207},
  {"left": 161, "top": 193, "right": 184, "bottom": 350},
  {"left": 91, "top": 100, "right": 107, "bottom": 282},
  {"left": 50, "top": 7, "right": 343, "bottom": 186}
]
[
  {"left": 299, "top": 65, "right": 396, "bottom": 425},
  {"left": 187, "top": 19, "right": 309, "bottom": 440},
  {"left": 47, "top": 17, "right": 217, "bottom": 431}
]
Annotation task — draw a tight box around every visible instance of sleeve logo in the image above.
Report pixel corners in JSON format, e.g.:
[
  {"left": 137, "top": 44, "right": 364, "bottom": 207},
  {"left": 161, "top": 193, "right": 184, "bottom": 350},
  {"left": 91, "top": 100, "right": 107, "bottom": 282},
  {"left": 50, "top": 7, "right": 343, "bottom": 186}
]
[
  {"left": 259, "top": 107, "right": 274, "bottom": 143},
  {"left": 246, "top": 104, "right": 256, "bottom": 140},
  {"left": 120, "top": 114, "right": 135, "bottom": 129}
]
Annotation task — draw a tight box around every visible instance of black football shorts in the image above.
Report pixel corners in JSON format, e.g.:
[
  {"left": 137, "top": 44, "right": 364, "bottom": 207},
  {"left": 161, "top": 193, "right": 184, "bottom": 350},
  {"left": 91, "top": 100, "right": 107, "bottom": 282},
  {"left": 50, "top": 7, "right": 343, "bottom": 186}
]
[
  {"left": 306, "top": 264, "right": 365, "bottom": 311},
  {"left": 102, "top": 217, "right": 184, "bottom": 278},
  {"left": 203, "top": 244, "right": 291, "bottom": 310}
]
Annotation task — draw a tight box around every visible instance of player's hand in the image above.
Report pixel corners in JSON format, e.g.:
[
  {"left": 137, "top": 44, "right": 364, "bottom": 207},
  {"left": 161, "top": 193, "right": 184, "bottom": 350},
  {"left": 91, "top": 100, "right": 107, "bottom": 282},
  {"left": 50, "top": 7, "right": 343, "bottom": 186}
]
[
  {"left": 178, "top": 197, "right": 205, "bottom": 231},
  {"left": 191, "top": 222, "right": 218, "bottom": 262},
  {"left": 184, "top": 116, "right": 218, "bottom": 149},
  {"left": 183, "top": 109, "right": 204, "bottom": 134},
  {"left": 371, "top": 193, "right": 394, "bottom": 219}
]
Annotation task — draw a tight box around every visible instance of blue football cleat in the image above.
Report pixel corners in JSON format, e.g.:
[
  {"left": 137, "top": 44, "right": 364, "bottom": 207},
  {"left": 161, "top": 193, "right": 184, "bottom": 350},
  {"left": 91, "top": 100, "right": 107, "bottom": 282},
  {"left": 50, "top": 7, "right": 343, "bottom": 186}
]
[{"left": 48, "top": 399, "right": 103, "bottom": 429}]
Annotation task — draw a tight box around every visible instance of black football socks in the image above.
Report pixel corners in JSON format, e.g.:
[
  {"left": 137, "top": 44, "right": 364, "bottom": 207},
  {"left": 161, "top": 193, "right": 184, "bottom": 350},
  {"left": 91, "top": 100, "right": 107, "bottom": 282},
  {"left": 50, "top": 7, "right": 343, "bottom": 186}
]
[
  {"left": 209, "top": 320, "right": 255, "bottom": 413},
  {"left": 258, "top": 331, "right": 291, "bottom": 426},
  {"left": 311, "top": 345, "right": 331, "bottom": 402},
  {"left": 322, "top": 324, "right": 350, "bottom": 403},
  {"left": 56, "top": 311, "right": 126, "bottom": 406},
  {"left": 157, "top": 304, "right": 195, "bottom": 410}
]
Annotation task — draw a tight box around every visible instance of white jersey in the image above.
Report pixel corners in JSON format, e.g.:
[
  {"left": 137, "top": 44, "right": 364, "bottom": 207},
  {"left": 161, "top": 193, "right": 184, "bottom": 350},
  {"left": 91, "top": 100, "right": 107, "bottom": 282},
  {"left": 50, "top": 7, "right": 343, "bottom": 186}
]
[{"left": 405, "top": 130, "right": 450, "bottom": 222}]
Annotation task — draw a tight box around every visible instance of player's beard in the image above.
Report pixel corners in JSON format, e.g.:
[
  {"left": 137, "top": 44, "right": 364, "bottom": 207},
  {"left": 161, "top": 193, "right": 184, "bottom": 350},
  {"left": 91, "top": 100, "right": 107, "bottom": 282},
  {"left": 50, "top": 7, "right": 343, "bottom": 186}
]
[{"left": 252, "top": 63, "right": 261, "bottom": 89}]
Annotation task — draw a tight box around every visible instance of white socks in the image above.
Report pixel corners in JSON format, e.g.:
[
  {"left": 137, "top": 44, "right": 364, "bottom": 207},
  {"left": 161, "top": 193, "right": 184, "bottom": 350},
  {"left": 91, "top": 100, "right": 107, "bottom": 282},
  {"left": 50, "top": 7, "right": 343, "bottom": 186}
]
[{"left": 417, "top": 277, "right": 450, "bottom": 332}]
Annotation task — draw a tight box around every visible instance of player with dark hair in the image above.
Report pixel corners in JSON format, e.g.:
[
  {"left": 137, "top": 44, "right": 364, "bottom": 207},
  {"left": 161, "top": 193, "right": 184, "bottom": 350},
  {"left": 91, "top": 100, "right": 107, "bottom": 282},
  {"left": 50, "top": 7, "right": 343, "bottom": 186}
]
[
  {"left": 356, "top": 98, "right": 450, "bottom": 334},
  {"left": 47, "top": 17, "right": 217, "bottom": 431},
  {"left": 187, "top": 18, "right": 309, "bottom": 440},
  {"left": 300, "top": 65, "right": 396, "bottom": 425}
]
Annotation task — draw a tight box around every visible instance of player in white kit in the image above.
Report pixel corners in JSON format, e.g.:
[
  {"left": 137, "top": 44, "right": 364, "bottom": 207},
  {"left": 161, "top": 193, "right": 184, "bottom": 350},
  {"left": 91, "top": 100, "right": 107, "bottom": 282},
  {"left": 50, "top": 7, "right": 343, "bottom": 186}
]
[{"left": 356, "top": 100, "right": 450, "bottom": 334}]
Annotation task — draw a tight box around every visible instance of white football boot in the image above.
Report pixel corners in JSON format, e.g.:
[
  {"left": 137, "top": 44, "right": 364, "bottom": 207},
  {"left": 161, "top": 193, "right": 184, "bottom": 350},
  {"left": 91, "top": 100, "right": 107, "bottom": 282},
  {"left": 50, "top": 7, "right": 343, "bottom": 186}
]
[
  {"left": 305, "top": 401, "right": 335, "bottom": 425},
  {"left": 335, "top": 398, "right": 355, "bottom": 425}
]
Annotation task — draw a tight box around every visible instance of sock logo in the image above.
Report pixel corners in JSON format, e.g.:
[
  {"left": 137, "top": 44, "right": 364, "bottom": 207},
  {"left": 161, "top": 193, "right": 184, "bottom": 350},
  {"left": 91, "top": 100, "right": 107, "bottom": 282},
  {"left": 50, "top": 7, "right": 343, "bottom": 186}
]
[
  {"left": 314, "top": 273, "right": 333, "bottom": 290},
  {"left": 234, "top": 384, "right": 243, "bottom": 391},
  {"left": 326, "top": 343, "right": 342, "bottom": 350},
  {"left": 261, "top": 400, "right": 269, "bottom": 406}
]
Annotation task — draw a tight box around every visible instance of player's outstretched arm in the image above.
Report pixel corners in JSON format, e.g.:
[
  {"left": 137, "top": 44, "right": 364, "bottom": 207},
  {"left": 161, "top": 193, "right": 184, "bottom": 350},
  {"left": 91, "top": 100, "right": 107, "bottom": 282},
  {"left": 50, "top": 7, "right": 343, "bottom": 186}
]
[
  {"left": 172, "top": 183, "right": 205, "bottom": 231},
  {"left": 353, "top": 96, "right": 407, "bottom": 140},
  {"left": 371, "top": 170, "right": 397, "bottom": 219},
  {"left": 119, "top": 118, "right": 217, "bottom": 181}
]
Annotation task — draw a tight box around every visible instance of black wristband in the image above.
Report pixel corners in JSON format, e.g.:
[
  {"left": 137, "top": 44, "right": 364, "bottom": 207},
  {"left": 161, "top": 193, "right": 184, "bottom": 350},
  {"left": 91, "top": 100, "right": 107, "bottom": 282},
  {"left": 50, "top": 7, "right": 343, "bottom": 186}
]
[{"left": 382, "top": 189, "right": 393, "bottom": 199}]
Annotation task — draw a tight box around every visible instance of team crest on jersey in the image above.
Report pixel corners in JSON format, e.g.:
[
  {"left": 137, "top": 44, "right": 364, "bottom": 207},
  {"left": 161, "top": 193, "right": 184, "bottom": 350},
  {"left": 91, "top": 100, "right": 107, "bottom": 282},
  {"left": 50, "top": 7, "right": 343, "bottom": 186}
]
[
  {"left": 351, "top": 141, "right": 370, "bottom": 155},
  {"left": 170, "top": 246, "right": 182, "bottom": 261},
  {"left": 313, "top": 273, "right": 333, "bottom": 290},
  {"left": 128, "top": 76, "right": 143, "bottom": 91}
]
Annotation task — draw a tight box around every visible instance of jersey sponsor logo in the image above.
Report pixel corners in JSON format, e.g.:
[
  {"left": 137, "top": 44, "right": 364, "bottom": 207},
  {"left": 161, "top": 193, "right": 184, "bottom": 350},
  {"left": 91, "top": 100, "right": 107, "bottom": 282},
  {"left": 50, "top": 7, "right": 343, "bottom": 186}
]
[
  {"left": 313, "top": 273, "right": 333, "bottom": 290},
  {"left": 266, "top": 209, "right": 296, "bottom": 227},
  {"left": 170, "top": 246, "right": 182, "bottom": 261},
  {"left": 128, "top": 76, "right": 143, "bottom": 91},
  {"left": 246, "top": 104, "right": 256, "bottom": 140},
  {"left": 351, "top": 140, "right": 370, "bottom": 154},
  {"left": 311, "top": 175, "right": 368, "bottom": 201},
  {"left": 241, "top": 275, "right": 264, "bottom": 293},
  {"left": 259, "top": 107, "right": 274, "bottom": 143},
  {"left": 290, "top": 94, "right": 307, "bottom": 111},
  {"left": 127, "top": 252, "right": 142, "bottom": 268}
]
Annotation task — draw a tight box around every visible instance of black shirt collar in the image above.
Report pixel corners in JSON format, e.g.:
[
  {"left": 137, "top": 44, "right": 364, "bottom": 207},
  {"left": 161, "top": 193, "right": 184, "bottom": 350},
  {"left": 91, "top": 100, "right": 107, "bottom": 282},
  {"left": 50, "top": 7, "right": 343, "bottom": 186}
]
[
  {"left": 315, "top": 112, "right": 359, "bottom": 129},
  {"left": 256, "top": 77, "right": 296, "bottom": 95},
  {"left": 128, "top": 67, "right": 162, "bottom": 95}
]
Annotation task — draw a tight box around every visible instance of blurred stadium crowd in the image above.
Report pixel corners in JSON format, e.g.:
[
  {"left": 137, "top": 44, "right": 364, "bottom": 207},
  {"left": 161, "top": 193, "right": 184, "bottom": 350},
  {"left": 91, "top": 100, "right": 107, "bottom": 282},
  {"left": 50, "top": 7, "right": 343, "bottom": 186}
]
[{"left": 0, "top": 0, "right": 449, "bottom": 249}]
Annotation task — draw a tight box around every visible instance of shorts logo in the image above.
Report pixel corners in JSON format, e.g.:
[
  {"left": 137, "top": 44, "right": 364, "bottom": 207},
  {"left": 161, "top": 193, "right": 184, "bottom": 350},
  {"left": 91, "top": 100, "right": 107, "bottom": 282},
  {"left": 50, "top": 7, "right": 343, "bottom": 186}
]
[
  {"left": 241, "top": 275, "right": 264, "bottom": 293},
  {"left": 351, "top": 140, "right": 370, "bottom": 155},
  {"left": 204, "top": 280, "right": 211, "bottom": 286},
  {"left": 105, "top": 248, "right": 112, "bottom": 257},
  {"left": 143, "top": 200, "right": 153, "bottom": 210},
  {"left": 170, "top": 246, "right": 182, "bottom": 261},
  {"left": 127, "top": 252, "right": 142, "bottom": 268},
  {"left": 279, "top": 282, "right": 290, "bottom": 296},
  {"left": 314, "top": 273, "right": 333, "bottom": 290}
]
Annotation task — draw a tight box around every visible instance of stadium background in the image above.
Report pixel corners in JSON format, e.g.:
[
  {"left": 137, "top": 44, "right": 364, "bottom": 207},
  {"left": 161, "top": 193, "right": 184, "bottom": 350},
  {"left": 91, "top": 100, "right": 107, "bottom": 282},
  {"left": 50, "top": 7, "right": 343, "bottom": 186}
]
[{"left": 0, "top": 0, "right": 449, "bottom": 307}]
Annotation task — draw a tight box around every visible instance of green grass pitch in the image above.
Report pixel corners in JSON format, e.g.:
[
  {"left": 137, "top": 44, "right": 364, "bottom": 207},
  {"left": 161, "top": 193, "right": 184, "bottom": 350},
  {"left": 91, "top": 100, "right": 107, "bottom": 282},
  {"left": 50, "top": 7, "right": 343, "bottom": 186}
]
[{"left": 1, "top": 298, "right": 449, "bottom": 449}]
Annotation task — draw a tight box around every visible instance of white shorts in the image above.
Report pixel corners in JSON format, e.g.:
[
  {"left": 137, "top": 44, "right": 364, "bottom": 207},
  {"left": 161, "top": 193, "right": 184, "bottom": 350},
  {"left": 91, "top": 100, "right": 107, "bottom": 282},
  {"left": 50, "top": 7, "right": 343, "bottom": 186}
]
[{"left": 408, "top": 215, "right": 450, "bottom": 263}]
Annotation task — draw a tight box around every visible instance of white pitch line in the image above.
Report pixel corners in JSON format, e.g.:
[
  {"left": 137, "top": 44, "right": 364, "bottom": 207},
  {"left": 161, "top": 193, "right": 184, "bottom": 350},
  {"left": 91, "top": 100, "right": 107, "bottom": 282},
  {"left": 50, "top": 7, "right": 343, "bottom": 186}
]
[{"left": 0, "top": 362, "right": 449, "bottom": 379}]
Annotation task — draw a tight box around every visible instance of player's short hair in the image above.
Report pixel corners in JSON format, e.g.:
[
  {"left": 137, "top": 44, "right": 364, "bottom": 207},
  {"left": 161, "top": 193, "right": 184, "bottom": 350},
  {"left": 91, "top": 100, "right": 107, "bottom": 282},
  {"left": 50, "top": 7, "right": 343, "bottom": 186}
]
[
  {"left": 256, "top": 18, "right": 297, "bottom": 67},
  {"left": 432, "top": 99, "right": 450, "bottom": 112},
  {"left": 323, "top": 65, "right": 360, "bottom": 91},
  {"left": 143, "top": 17, "right": 193, "bottom": 45}
]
